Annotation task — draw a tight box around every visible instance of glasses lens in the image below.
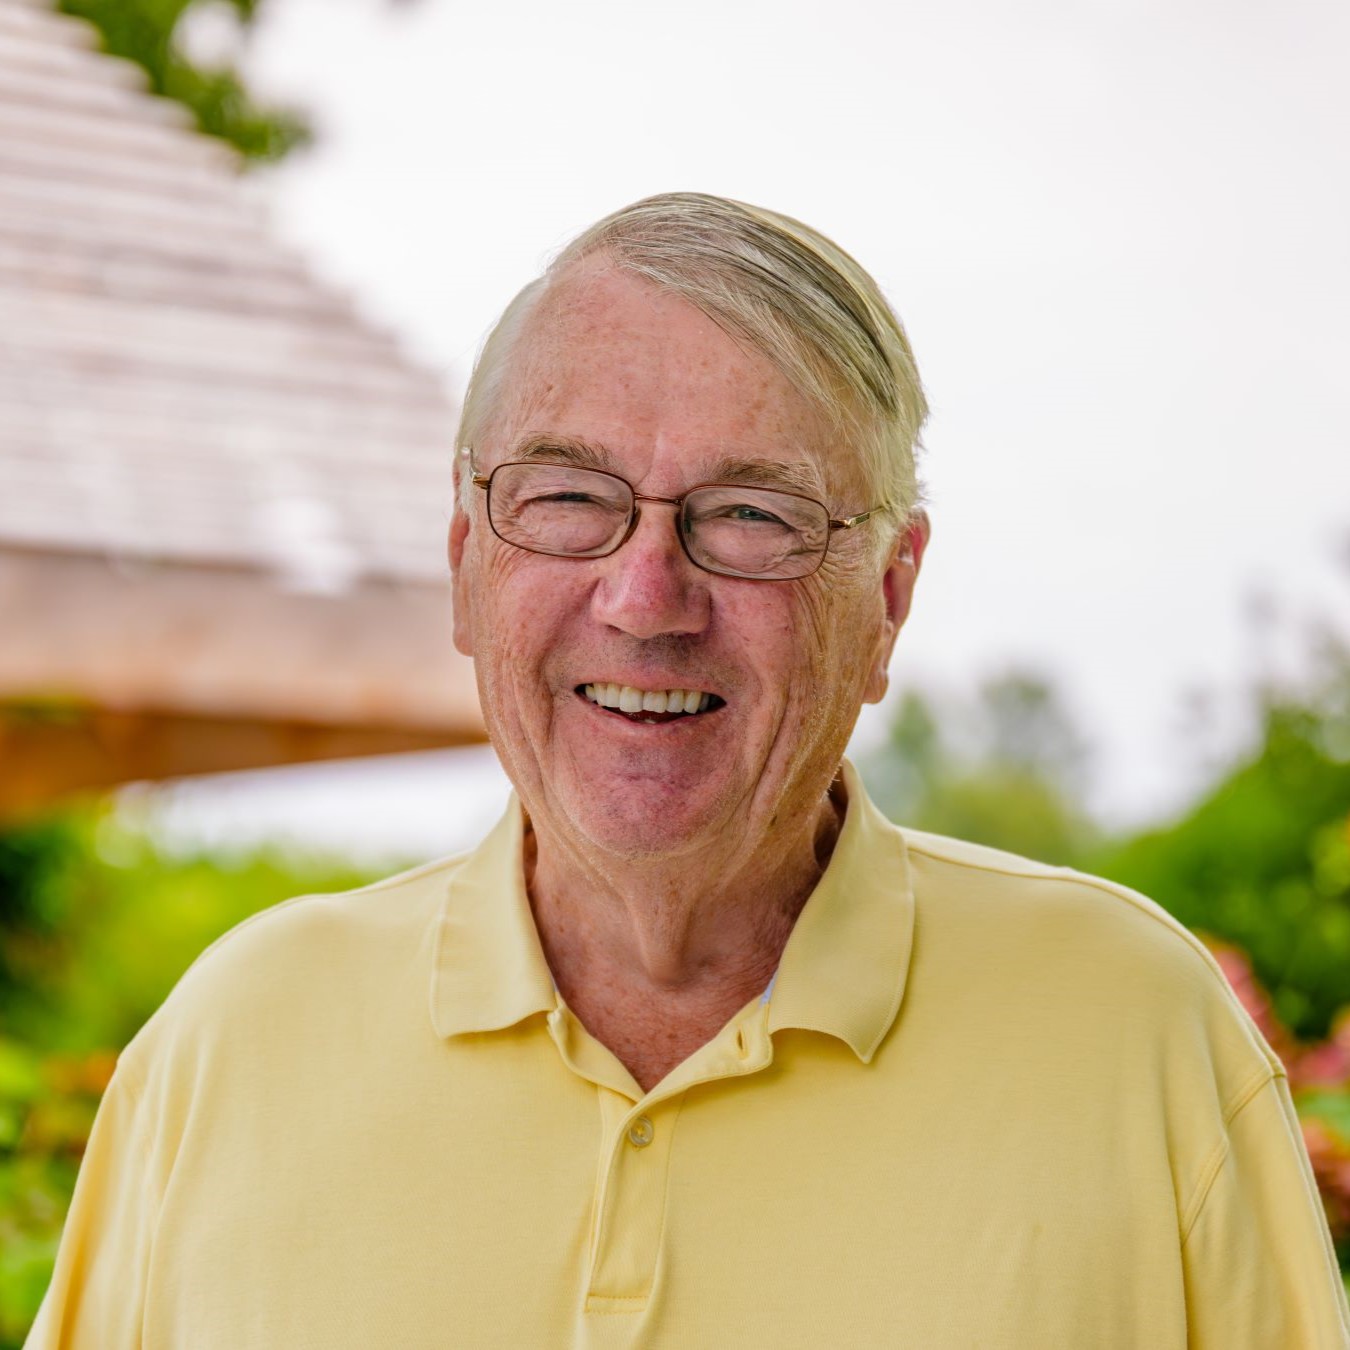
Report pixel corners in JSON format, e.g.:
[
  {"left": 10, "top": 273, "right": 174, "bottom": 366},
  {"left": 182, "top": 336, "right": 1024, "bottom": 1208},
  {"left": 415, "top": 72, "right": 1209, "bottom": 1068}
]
[
  {"left": 682, "top": 485, "right": 829, "bottom": 579},
  {"left": 488, "top": 464, "right": 633, "bottom": 557}
]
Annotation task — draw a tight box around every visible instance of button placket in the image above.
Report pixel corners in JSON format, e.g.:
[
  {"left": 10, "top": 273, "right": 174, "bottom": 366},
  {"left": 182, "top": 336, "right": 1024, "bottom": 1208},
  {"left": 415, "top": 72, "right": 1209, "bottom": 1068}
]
[
  {"left": 579, "top": 1000, "right": 775, "bottom": 1320},
  {"left": 585, "top": 1094, "right": 684, "bottom": 1309}
]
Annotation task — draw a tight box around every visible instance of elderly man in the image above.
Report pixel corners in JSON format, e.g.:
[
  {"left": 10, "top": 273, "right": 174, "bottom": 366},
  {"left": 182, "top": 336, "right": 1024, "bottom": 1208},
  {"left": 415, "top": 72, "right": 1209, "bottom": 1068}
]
[{"left": 31, "top": 194, "right": 1350, "bottom": 1348}]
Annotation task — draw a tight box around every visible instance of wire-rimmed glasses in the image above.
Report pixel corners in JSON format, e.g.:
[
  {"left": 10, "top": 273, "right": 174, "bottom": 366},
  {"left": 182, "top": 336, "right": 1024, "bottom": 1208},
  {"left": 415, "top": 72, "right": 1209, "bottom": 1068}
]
[{"left": 467, "top": 455, "right": 888, "bottom": 581}]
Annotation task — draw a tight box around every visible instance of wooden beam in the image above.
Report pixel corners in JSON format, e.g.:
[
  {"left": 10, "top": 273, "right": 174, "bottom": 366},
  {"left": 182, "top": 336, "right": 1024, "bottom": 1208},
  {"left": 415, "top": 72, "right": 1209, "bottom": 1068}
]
[
  {"left": 0, "top": 704, "right": 481, "bottom": 820},
  {"left": 0, "top": 548, "right": 487, "bottom": 816}
]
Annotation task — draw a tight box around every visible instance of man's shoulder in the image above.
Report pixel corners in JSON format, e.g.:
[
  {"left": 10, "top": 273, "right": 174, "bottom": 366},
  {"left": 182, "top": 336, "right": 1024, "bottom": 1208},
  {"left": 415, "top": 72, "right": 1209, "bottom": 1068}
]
[
  {"left": 898, "top": 827, "right": 1252, "bottom": 1005},
  {"left": 899, "top": 826, "right": 1078, "bottom": 880},
  {"left": 119, "top": 850, "right": 473, "bottom": 1074},
  {"left": 895, "top": 826, "right": 1283, "bottom": 1080},
  {"left": 188, "top": 849, "right": 470, "bottom": 973},
  {"left": 901, "top": 825, "right": 1191, "bottom": 938}
]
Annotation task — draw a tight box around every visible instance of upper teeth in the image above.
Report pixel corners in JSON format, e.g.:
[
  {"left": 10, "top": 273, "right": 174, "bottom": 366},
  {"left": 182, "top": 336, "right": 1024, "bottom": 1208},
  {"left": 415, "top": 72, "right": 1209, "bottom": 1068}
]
[{"left": 584, "top": 684, "right": 711, "bottom": 715}]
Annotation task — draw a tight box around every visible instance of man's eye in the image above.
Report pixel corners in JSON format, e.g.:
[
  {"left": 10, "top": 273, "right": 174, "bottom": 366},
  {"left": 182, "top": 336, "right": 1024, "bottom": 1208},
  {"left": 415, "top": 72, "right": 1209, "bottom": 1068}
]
[
  {"left": 526, "top": 491, "right": 606, "bottom": 506},
  {"left": 723, "top": 504, "right": 788, "bottom": 526}
]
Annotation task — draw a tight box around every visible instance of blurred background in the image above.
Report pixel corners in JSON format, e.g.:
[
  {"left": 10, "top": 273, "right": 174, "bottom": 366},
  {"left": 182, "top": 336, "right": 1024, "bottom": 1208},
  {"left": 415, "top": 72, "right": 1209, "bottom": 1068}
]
[{"left": 1, "top": 0, "right": 1347, "bottom": 1336}]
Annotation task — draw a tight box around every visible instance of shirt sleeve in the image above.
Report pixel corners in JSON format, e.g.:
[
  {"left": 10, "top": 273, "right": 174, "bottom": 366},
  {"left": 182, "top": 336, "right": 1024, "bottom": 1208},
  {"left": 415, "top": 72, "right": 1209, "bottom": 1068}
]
[
  {"left": 24, "top": 1063, "right": 157, "bottom": 1349},
  {"left": 1181, "top": 1070, "right": 1350, "bottom": 1348}
]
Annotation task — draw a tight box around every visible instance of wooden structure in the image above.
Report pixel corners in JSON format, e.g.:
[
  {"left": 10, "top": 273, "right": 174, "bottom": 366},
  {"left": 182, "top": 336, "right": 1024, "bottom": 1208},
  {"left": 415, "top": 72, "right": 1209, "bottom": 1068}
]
[{"left": 0, "top": 0, "right": 485, "bottom": 818}]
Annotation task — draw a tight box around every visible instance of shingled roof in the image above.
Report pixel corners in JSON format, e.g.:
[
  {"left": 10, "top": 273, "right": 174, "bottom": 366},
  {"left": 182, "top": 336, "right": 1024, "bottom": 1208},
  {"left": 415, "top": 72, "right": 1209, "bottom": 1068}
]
[{"left": 0, "top": 0, "right": 486, "bottom": 815}]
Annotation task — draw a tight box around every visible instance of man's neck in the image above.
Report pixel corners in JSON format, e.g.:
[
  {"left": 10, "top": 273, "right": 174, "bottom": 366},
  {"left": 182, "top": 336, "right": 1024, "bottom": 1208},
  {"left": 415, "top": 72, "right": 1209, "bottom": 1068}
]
[{"left": 522, "top": 786, "right": 844, "bottom": 1092}]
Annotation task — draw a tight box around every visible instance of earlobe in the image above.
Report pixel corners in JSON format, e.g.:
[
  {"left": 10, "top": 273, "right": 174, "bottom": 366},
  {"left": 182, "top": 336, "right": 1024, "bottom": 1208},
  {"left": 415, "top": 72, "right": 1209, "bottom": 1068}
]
[{"left": 864, "top": 665, "right": 890, "bottom": 704}]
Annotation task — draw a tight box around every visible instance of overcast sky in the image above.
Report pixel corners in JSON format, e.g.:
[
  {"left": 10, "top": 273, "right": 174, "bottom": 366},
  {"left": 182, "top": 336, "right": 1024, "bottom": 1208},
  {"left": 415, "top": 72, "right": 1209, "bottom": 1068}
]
[{"left": 147, "top": 0, "right": 1350, "bottom": 860}]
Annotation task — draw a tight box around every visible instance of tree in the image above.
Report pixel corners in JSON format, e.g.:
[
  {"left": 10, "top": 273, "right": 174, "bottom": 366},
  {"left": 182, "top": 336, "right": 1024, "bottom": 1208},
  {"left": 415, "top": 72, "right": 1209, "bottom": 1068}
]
[
  {"left": 1089, "top": 642, "right": 1350, "bottom": 1041},
  {"left": 860, "top": 670, "right": 1097, "bottom": 865},
  {"left": 56, "top": 0, "right": 310, "bottom": 161}
]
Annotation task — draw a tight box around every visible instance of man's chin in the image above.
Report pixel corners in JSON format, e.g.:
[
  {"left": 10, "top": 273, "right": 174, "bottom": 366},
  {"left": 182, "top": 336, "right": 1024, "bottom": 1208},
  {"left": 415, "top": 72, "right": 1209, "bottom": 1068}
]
[{"left": 555, "top": 780, "right": 736, "bottom": 861}]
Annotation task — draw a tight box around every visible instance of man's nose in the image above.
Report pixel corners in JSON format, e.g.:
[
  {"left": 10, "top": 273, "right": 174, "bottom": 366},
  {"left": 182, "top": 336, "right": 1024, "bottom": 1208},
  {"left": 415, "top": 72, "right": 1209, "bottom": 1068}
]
[{"left": 589, "top": 503, "right": 711, "bottom": 639}]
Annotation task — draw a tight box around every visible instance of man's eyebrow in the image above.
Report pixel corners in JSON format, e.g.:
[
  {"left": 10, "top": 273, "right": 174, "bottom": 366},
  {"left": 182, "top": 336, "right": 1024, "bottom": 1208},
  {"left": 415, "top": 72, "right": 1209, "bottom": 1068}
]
[
  {"left": 703, "top": 456, "right": 825, "bottom": 497},
  {"left": 506, "top": 440, "right": 824, "bottom": 497},
  {"left": 511, "top": 436, "right": 616, "bottom": 471}
]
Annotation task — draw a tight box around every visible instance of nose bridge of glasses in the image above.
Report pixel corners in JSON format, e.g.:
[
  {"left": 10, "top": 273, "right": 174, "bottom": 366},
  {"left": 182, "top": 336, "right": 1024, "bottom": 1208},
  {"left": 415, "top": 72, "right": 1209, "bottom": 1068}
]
[
  {"left": 631, "top": 489, "right": 685, "bottom": 510},
  {"left": 620, "top": 489, "right": 693, "bottom": 560}
]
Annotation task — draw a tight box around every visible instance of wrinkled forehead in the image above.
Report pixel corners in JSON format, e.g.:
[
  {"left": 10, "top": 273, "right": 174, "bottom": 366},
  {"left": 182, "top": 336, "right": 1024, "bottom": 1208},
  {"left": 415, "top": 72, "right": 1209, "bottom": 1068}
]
[{"left": 491, "top": 260, "right": 868, "bottom": 500}]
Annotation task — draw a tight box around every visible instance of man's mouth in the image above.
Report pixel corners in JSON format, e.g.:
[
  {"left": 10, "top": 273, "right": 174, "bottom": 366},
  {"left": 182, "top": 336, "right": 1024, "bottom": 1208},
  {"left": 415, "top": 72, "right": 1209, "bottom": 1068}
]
[{"left": 577, "top": 683, "right": 725, "bottom": 724}]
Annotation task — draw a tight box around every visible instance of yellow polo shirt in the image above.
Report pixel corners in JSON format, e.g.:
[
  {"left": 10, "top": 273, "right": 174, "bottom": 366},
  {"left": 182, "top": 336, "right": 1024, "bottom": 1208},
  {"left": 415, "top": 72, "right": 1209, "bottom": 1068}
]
[{"left": 29, "top": 764, "right": 1350, "bottom": 1348}]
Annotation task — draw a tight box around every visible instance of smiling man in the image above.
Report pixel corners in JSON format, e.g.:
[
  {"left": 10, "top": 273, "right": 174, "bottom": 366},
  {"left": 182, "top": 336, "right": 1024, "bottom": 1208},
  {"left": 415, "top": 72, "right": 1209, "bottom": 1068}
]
[
  {"left": 445, "top": 237, "right": 925, "bottom": 1094},
  {"left": 30, "top": 195, "right": 1350, "bottom": 1348}
]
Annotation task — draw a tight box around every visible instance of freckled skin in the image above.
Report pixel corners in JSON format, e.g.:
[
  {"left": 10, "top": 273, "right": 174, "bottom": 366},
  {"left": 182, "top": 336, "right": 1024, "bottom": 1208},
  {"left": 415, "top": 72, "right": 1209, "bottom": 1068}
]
[{"left": 449, "top": 258, "right": 927, "bottom": 1089}]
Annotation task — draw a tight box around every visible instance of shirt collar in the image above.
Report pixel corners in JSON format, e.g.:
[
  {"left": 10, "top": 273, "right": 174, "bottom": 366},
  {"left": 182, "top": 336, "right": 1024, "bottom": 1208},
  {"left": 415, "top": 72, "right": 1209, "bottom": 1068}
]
[
  {"left": 429, "top": 801, "right": 556, "bottom": 1038},
  {"left": 429, "top": 759, "right": 915, "bottom": 1063},
  {"left": 765, "top": 759, "right": 915, "bottom": 1062}
]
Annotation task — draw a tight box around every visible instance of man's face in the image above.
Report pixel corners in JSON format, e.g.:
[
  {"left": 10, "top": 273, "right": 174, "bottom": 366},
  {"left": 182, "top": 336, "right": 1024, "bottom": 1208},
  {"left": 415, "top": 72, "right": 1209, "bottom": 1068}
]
[{"left": 450, "top": 259, "right": 924, "bottom": 860}]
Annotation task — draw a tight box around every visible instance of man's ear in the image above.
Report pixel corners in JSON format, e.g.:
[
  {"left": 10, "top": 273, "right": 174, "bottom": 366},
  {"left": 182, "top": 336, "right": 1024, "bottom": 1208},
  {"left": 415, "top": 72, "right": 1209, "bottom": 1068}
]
[
  {"left": 448, "top": 503, "right": 474, "bottom": 658},
  {"left": 862, "top": 509, "right": 930, "bottom": 705}
]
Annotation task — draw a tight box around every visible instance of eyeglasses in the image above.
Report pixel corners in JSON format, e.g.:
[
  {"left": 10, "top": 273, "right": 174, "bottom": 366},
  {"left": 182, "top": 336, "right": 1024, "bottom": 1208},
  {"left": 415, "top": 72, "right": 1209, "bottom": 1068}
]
[{"left": 467, "top": 455, "right": 888, "bottom": 581}]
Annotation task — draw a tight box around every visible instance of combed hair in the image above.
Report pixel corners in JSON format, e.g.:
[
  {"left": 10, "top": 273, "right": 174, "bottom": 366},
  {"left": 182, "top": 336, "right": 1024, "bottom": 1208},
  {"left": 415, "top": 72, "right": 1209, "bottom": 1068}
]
[{"left": 457, "top": 192, "right": 928, "bottom": 544}]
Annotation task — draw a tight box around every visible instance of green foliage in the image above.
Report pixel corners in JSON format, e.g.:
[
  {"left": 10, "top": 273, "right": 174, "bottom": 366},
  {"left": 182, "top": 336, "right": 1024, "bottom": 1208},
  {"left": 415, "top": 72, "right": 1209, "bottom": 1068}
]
[
  {"left": 0, "top": 1036, "right": 88, "bottom": 1349},
  {"left": 1088, "top": 676, "right": 1350, "bottom": 1042},
  {"left": 1301, "top": 1088, "right": 1350, "bottom": 1144},
  {"left": 56, "top": 0, "right": 310, "bottom": 161},
  {"left": 0, "top": 815, "right": 81, "bottom": 1005}
]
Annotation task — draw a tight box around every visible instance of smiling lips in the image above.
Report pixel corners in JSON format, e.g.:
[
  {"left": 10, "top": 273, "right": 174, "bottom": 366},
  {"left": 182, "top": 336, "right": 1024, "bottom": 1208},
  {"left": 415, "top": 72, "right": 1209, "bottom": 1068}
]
[{"left": 581, "top": 683, "right": 720, "bottom": 724}]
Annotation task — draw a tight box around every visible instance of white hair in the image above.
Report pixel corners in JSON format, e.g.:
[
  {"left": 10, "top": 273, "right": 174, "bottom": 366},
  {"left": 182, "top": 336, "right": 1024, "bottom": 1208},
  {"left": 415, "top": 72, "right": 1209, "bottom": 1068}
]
[{"left": 456, "top": 192, "right": 927, "bottom": 549}]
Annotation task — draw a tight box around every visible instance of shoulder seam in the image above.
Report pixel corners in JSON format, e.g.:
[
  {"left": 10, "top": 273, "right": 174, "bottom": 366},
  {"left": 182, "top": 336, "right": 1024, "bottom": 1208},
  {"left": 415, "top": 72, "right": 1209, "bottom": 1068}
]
[
  {"left": 1178, "top": 1067, "right": 1283, "bottom": 1245},
  {"left": 346, "top": 851, "right": 474, "bottom": 895},
  {"left": 902, "top": 837, "right": 1073, "bottom": 884},
  {"left": 905, "top": 836, "right": 1158, "bottom": 900},
  {"left": 90, "top": 1054, "right": 160, "bottom": 1207}
]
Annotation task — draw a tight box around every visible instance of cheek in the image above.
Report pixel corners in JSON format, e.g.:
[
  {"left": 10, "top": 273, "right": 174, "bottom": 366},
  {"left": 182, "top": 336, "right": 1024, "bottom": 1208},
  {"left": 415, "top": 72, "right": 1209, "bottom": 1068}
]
[
  {"left": 794, "top": 582, "right": 834, "bottom": 674},
  {"left": 797, "top": 555, "right": 878, "bottom": 681},
  {"left": 471, "top": 547, "right": 561, "bottom": 683},
  {"left": 723, "top": 571, "right": 876, "bottom": 723},
  {"left": 785, "top": 575, "right": 885, "bottom": 748}
]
